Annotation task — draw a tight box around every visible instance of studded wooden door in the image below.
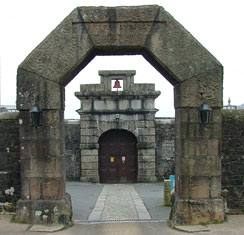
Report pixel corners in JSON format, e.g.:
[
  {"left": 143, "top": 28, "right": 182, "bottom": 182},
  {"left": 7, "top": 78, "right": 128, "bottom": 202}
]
[{"left": 99, "top": 130, "right": 137, "bottom": 183}]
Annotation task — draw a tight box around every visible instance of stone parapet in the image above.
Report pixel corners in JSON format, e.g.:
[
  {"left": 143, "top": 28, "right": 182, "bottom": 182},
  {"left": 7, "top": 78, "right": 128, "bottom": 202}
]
[
  {"left": 155, "top": 118, "right": 175, "bottom": 180},
  {"left": 75, "top": 70, "right": 160, "bottom": 116},
  {"left": 0, "top": 112, "right": 20, "bottom": 205},
  {"left": 65, "top": 121, "right": 80, "bottom": 181},
  {"left": 222, "top": 110, "right": 244, "bottom": 212}
]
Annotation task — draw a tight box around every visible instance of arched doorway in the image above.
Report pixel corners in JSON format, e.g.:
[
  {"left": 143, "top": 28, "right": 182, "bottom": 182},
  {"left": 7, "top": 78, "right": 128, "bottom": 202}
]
[{"left": 99, "top": 129, "right": 137, "bottom": 183}]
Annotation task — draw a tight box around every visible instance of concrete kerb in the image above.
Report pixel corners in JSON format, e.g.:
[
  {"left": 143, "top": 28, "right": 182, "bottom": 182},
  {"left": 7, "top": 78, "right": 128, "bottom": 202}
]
[
  {"left": 4, "top": 182, "right": 243, "bottom": 234},
  {"left": 29, "top": 224, "right": 65, "bottom": 233},
  {"left": 1, "top": 214, "right": 244, "bottom": 234},
  {"left": 0, "top": 214, "right": 65, "bottom": 233},
  {"left": 1, "top": 211, "right": 244, "bottom": 234},
  {"left": 173, "top": 225, "right": 210, "bottom": 233}
]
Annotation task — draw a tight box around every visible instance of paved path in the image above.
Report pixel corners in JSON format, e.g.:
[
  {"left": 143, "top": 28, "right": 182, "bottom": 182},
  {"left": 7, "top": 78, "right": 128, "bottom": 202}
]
[
  {"left": 66, "top": 182, "right": 170, "bottom": 222},
  {"left": 134, "top": 183, "right": 170, "bottom": 220},
  {"left": 88, "top": 184, "right": 151, "bottom": 221},
  {"left": 1, "top": 182, "right": 244, "bottom": 234},
  {"left": 66, "top": 182, "right": 103, "bottom": 221}
]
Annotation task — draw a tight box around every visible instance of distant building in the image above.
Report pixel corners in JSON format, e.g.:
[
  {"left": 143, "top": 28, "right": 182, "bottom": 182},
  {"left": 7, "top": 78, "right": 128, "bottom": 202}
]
[
  {"left": 223, "top": 98, "right": 239, "bottom": 110},
  {"left": 0, "top": 105, "right": 17, "bottom": 112},
  {"left": 237, "top": 103, "right": 244, "bottom": 109}
]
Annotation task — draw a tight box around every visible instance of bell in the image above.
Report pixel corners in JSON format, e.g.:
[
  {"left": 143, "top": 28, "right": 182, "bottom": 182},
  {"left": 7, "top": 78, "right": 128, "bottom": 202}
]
[{"left": 113, "top": 79, "right": 121, "bottom": 89}]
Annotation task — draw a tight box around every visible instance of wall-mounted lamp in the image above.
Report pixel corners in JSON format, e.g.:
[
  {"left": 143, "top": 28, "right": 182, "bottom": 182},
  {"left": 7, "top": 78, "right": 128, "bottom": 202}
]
[
  {"left": 199, "top": 103, "right": 212, "bottom": 124},
  {"left": 115, "top": 114, "right": 120, "bottom": 129},
  {"left": 30, "top": 106, "right": 42, "bottom": 127},
  {"left": 115, "top": 114, "right": 120, "bottom": 120}
]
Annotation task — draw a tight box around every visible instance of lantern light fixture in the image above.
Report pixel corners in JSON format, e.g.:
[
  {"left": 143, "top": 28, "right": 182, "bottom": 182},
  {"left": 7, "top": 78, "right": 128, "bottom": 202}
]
[
  {"left": 199, "top": 103, "right": 212, "bottom": 124},
  {"left": 30, "top": 106, "right": 42, "bottom": 127},
  {"left": 115, "top": 113, "right": 120, "bottom": 120},
  {"left": 115, "top": 113, "right": 120, "bottom": 129}
]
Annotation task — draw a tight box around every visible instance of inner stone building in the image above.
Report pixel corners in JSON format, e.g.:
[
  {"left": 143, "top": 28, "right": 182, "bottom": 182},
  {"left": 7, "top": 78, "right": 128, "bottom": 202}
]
[{"left": 75, "top": 70, "right": 162, "bottom": 183}]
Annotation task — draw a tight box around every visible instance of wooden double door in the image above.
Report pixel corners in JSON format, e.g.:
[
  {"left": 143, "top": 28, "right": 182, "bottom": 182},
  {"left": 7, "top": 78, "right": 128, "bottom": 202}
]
[{"left": 99, "top": 130, "right": 138, "bottom": 183}]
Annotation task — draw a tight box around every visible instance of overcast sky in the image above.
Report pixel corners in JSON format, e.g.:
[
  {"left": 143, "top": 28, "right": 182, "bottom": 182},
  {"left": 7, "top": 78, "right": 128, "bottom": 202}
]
[{"left": 0, "top": 0, "right": 243, "bottom": 118}]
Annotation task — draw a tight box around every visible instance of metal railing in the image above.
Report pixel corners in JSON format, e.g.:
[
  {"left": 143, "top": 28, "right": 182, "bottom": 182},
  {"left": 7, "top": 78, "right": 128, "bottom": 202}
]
[
  {"left": 223, "top": 105, "right": 237, "bottom": 110},
  {"left": 0, "top": 105, "right": 18, "bottom": 112}
]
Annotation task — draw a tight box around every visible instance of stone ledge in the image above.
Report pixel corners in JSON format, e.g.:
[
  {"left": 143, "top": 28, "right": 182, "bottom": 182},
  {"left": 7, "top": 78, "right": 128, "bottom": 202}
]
[
  {"left": 29, "top": 224, "right": 64, "bottom": 232},
  {"left": 15, "top": 193, "right": 72, "bottom": 225},
  {"left": 99, "top": 70, "right": 136, "bottom": 76},
  {"left": 0, "top": 112, "right": 19, "bottom": 120},
  {"left": 170, "top": 197, "right": 224, "bottom": 226},
  {"left": 174, "top": 225, "right": 210, "bottom": 233},
  {"left": 80, "top": 176, "right": 99, "bottom": 183}
]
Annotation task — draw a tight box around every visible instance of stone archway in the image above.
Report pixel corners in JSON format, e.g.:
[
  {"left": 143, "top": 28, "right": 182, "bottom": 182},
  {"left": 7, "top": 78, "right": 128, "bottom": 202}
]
[{"left": 16, "top": 5, "right": 223, "bottom": 225}]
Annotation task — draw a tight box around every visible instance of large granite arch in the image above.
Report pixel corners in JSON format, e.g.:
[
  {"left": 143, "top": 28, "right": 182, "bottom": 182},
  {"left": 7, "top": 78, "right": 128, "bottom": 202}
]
[{"left": 16, "top": 5, "right": 223, "bottom": 225}]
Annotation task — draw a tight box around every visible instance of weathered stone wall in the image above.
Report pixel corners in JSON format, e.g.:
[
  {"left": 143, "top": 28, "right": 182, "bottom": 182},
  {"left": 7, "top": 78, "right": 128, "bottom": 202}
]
[
  {"left": 64, "top": 117, "right": 177, "bottom": 182},
  {"left": 155, "top": 118, "right": 175, "bottom": 180},
  {"left": 222, "top": 110, "right": 244, "bottom": 211},
  {"left": 1, "top": 109, "right": 244, "bottom": 213},
  {"left": 65, "top": 120, "right": 81, "bottom": 181},
  {"left": 0, "top": 112, "right": 20, "bottom": 207}
]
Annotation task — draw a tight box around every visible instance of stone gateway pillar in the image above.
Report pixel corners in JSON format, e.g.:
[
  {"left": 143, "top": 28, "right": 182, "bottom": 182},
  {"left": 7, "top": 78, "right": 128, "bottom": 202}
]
[
  {"left": 16, "top": 5, "right": 223, "bottom": 225},
  {"left": 15, "top": 70, "right": 72, "bottom": 224},
  {"left": 170, "top": 69, "right": 224, "bottom": 225}
]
